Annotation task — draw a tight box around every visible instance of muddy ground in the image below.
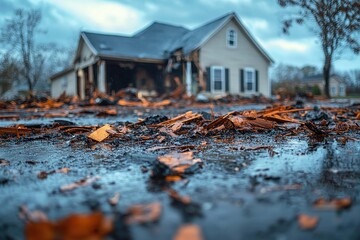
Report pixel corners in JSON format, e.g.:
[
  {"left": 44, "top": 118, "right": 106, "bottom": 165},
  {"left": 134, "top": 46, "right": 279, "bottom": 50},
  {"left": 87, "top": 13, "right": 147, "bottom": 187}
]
[{"left": 1, "top": 101, "right": 360, "bottom": 240}]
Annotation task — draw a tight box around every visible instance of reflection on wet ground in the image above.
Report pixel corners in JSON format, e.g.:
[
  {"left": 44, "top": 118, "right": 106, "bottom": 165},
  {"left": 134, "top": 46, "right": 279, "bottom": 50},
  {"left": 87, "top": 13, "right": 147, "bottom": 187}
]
[{"left": 1, "top": 103, "right": 360, "bottom": 239}]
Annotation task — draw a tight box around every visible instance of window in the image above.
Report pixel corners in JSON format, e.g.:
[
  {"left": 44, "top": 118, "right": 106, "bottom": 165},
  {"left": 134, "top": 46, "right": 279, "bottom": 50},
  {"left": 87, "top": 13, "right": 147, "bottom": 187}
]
[
  {"left": 330, "top": 86, "right": 336, "bottom": 96},
  {"left": 211, "top": 66, "right": 225, "bottom": 92},
  {"left": 227, "top": 28, "right": 237, "bottom": 48},
  {"left": 339, "top": 85, "right": 345, "bottom": 96},
  {"left": 245, "top": 68, "right": 255, "bottom": 92}
]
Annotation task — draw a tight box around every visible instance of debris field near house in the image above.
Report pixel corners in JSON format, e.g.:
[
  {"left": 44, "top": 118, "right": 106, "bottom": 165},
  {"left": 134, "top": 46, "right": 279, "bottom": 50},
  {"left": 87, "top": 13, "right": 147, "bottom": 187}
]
[{"left": 0, "top": 94, "right": 360, "bottom": 239}]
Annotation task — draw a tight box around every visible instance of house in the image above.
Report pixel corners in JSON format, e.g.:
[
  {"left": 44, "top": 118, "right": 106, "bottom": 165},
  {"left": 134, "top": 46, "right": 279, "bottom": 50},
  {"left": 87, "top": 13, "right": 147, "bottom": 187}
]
[
  {"left": 300, "top": 74, "right": 346, "bottom": 97},
  {"left": 50, "top": 12, "right": 273, "bottom": 99}
]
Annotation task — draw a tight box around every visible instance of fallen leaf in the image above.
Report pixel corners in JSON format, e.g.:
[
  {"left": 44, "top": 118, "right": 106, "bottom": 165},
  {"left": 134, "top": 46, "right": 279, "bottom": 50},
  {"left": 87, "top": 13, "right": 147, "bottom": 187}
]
[
  {"left": 298, "top": 214, "right": 319, "bottom": 230},
  {"left": 0, "top": 159, "right": 9, "bottom": 166},
  {"left": 88, "top": 124, "right": 113, "bottom": 142},
  {"left": 313, "top": 197, "right": 352, "bottom": 210},
  {"left": 126, "top": 202, "right": 162, "bottom": 224},
  {"left": 25, "top": 212, "right": 112, "bottom": 240},
  {"left": 60, "top": 176, "right": 99, "bottom": 192},
  {"left": 173, "top": 224, "right": 203, "bottom": 240}
]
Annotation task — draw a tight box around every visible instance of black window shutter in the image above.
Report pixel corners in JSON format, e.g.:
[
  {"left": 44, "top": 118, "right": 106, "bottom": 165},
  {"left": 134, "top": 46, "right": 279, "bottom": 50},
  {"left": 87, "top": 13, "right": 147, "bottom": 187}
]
[
  {"left": 206, "top": 67, "right": 211, "bottom": 92},
  {"left": 240, "top": 69, "right": 244, "bottom": 92},
  {"left": 255, "top": 70, "right": 259, "bottom": 92},
  {"left": 225, "top": 68, "right": 229, "bottom": 92}
]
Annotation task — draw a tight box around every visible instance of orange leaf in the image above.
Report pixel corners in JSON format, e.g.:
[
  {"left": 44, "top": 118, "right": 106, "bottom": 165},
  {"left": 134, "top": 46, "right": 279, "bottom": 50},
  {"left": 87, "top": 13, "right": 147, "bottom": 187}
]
[
  {"left": 298, "top": 214, "right": 319, "bottom": 230},
  {"left": 173, "top": 224, "right": 203, "bottom": 240},
  {"left": 88, "top": 124, "right": 112, "bottom": 142}
]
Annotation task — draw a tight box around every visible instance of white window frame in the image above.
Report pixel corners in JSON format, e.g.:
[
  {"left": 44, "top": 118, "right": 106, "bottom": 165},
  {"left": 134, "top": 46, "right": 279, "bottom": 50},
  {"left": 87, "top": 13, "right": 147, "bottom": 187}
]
[
  {"left": 244, "top": 68, "right": 255, "bottom": 93},
  {"left": 339, "top": 85, "right": 345, "bottom": 96},
  {"left": 211, "top": 66, "right": 225, "bottom": 93},
  {"left": 226, "top": 28, "right": 237, "bottom": 48},
  {"left": 330, "top": 86, "right": 336, "bottom": 96}
]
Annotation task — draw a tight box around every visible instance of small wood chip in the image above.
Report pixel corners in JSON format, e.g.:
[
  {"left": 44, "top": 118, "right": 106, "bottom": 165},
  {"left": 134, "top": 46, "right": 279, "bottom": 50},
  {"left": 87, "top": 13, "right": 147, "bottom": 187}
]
[
  {"left": 298, "top": 214, "right": 319, "bottom": 230},
  {"left": 173, "top": 224, "right": 203, "bottom": 240},
  {"left": 108, "top": 193, "right": 120, "bottom": 206},
  {"left": 88, "top": 124, "right": 113, "bottom": 142}
]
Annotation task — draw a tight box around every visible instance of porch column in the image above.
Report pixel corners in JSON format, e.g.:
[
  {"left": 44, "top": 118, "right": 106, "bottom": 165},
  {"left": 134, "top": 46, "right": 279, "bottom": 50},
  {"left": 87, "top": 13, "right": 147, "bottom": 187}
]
[
  {"left": 98, "top": 61, "right": 106, "bottom": 93},
  {"left": 78, "top": 69, "right": 85, "bottom": 99},
  {"left": 186, "top": 61, "right": 192, "bottom": 96},
  {"left": 89, "top": 64, "right": 94, "bottom": 94}
]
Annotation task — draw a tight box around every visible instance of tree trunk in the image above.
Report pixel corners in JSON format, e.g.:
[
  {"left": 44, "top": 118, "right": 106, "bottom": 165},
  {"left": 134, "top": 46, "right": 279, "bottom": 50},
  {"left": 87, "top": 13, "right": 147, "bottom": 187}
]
[{"left": 323, "top": 55, "right": 332, "bottom": 98}]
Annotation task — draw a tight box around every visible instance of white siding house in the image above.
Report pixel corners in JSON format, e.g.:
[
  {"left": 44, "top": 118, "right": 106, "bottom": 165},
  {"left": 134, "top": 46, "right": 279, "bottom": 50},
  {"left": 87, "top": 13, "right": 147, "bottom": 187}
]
[{"left": 50, "top": 12, "right": 273, "bottom": 99}]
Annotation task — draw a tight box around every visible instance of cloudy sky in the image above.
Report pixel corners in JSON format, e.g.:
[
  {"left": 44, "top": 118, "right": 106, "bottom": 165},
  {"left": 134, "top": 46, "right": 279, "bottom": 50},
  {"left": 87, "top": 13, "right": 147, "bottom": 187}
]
[{"left": 1, "top": 0, "right": 359, "bottom": 73}]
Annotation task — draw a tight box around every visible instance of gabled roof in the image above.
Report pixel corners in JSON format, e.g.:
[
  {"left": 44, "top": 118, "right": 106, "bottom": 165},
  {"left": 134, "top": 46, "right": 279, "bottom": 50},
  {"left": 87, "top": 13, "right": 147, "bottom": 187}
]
[
  {"left": 76, "top": 12, "right": 273, "bottom": 63},
  {"left": 171, "top": 13, "right": 231, "bottom": 53}
]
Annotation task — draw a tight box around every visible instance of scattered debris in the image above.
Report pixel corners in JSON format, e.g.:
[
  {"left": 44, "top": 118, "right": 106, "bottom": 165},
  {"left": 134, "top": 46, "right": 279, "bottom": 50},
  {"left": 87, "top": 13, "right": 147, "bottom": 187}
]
[
  {"left": 88, "top": 124, "right": 113, "bottom": 142},
  {"left": 152, "top": 152, "right": 203, "bottom": 177},
  {"left": 60, "top": 176, "right": 100, "bottom": 192},
  {"left": 298, "top": 214, "right": 319, "bottom": 230},
  {"left": 313, "top": 197, "right": 352, "bottom": 210},
  {"left": 37, "top": 168, "right": 70, "bottom": 179},
  {"left": 25, "top": 212, "right": 112, "bottom": 240},
  {"left": 0, "top": 159, "right": 10, "bottom": 166},
  {"left": 125, "top": 202, "right": 162, "bottom": 224},
  {"left": 108, "top": 193, "right": 120, "bottom": 206},
  {"left": 173, "top": 224, "right": 203, "bottom": 240}
]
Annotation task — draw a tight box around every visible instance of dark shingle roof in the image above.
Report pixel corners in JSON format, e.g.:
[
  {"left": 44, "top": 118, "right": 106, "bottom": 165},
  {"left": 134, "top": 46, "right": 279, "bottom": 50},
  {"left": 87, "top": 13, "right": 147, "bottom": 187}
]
[
  {"left": 80, "top": 12, "right": 272, "bottom": 62},
  {"left": 172, "top": 13, "right": 232, "bottom": 54}
]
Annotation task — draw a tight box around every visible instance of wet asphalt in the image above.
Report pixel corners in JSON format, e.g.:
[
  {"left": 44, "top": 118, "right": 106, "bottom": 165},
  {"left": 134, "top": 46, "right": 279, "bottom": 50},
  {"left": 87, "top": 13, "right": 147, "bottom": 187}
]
[{"left": 0, "top": 103, "right": 360, "bottom": 240}]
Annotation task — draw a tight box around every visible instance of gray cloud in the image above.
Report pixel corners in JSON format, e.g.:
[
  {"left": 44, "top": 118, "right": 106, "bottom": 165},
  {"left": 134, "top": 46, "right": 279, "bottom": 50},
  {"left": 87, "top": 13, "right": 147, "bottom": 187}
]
[{"left": 0, "top": 0, "right": 358, "bottom": 71}]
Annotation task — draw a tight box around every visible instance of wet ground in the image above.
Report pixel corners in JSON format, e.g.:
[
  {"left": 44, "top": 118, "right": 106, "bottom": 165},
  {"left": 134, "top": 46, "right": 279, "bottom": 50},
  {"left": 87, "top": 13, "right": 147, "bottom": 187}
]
[{"left": 1, "top": 102, "right": 360, "bottom": 239}]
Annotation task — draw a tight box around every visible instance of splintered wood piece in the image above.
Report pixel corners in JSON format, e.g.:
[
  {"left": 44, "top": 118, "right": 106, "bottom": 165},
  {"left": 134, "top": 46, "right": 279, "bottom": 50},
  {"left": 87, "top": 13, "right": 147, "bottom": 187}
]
[
  {"left": 167, "top": 188, "right": 191, "bottom": 204},
  {"left": 157, "top": 151, "right": 202, "bottom": 175},
  {"left": 25, "top": 212, "right": 112, "bottom": 240},
  {"left": 313, "top": 197, "right": 352, "bottom": 210},
  {"left": 228, "top": 115, "right": 276, "bottom": 129},
  {"left": 37, "top": 168, "right": 70, "bottom": 179},
  {"left": 304, "top": 121, "right": 326, "bottom": 134},
  {"left": 108, "top": 192, "right": 120, "bottom": 206},
  {"left": 0, "top": 126, "right": 33, "bottom": 137},
  {"left": 298, "top": 214, "right": 319, "bottom": 230},
  {"left": 126, "top": 202, "right": 162, "bottom": 224},
  {"left": 60, "top": 176, "right": 99, "bottom": 192},
  {"left": 88, "top": 124, "right": 113, "bottom": 142},
  {"left": 173, "top": 224, "right": 203, "bottom": 240},
  {"left": 0, "top": 159, "right": 10, "bottom": 166}
]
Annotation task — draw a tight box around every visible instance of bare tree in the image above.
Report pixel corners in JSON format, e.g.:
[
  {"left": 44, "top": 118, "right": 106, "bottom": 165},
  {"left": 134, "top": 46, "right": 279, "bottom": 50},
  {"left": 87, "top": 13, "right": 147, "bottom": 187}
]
[
  {"left": 0, "top": 9, "right": 47, "bottom": 93},
  {"left": 278, "top": 0, "right": 360, "bottom": 98},
  {"left": 0, "top": 53, "right": 19, "bottom": 94}
]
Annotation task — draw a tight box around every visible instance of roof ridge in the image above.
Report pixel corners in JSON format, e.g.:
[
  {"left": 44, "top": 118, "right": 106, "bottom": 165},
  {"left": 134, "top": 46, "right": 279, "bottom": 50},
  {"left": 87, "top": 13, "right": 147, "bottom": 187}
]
[
  {"left": 191, "top": 11, "right": 234, "bottom": 30},
  {"left": 82, "top": 31, "right": 130, "bottom": 38}
]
